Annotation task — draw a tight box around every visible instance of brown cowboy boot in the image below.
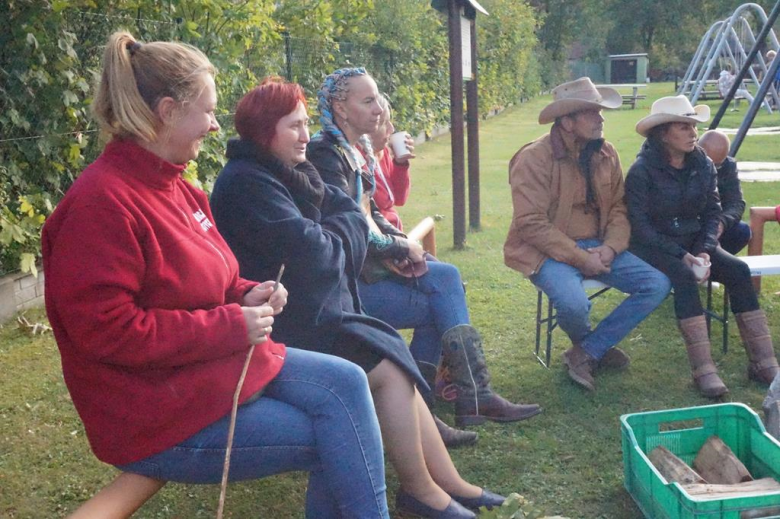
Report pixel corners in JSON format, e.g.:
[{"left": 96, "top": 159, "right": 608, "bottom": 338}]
[
  {"left": 678, "top": 315, "right": 728, "bottom": 398},
  {"left": 441, "top": 325, "right": 542, "bottom": 427},
  {"left": 416, "top": 361, "right": 478, "bottom": 448},
  {"left": 563, "top": 343, "right": 596, "bottom": 391},
  {"left": 736, "top": 309, "right": 780, "bottom": 384},
  {"left": 433, "top": 415, "right": 478, "bottom": 448}
]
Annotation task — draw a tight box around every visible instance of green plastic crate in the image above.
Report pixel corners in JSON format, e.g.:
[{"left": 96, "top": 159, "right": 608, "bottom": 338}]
[{"left": 621, "top": 403, "right": 780, "bottom": 518}]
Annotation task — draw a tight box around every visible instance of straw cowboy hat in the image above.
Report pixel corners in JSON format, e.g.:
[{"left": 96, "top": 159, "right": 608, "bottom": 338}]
[
  {"left": 538, "top": 77, "right": 623, "bottom": 124},
  {"left": 635, "top": 95, "right": 710, "bottom": 137}
]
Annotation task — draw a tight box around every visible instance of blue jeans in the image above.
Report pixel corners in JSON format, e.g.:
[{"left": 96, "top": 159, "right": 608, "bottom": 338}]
[
  {"left": 530, "top": 239, "right": 671, "bottom": 360},
  {"left": 719, "top": 221, "right": 751, "bottom": 255},
  {"left": 358, "top": 261, "right": 470, "bottom": 371},
  {"left": 117, "top": 348, "right": 389, "bottom": 519}
]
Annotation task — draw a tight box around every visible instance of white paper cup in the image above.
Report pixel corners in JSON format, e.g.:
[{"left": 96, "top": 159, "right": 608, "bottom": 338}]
[
  {"left": 691, "top": 257, "right": 711, "bottom": 281},
  {"left": 389, "top": 131, "right": 411, "bottom": 160}
]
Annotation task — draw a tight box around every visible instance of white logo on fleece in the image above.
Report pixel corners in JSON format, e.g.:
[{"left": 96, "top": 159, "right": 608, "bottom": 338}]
[{"left": 192, "top": 209, "right": 214, "bottom": 232}]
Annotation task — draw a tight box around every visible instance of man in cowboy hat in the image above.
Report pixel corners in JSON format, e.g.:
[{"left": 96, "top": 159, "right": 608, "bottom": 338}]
[{"left": 504, "top": 77, "right": 671, "bottom": 391}]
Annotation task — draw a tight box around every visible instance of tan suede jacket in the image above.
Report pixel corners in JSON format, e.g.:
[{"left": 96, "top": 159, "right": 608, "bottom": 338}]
[{"left": 503, "top": 125, "right": 630, "bottom": 276}]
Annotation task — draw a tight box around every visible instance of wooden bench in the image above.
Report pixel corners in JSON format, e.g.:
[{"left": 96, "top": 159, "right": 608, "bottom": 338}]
[
  {"left": 407, "top": 216, "right": 437, "bottom": 256},
  {"left": 66, "top": 473, "right": 165, "bottom": 518},
  {"left": 622, "top": 94, "right": 647, "bottom": 109},
  {"left": 748, "top": 206, "right": 779, "bottom": 292},
  {"left": 690, "top": 79, "right": 722, "bottom": 100},
  {"left": 597, "top": 83, "right": 647, "bottom": 110},
  {"left": 65, "top": 217, "right": 440, "bottom": 518}
]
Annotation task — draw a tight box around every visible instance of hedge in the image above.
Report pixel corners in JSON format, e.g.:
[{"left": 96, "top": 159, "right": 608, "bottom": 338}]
[{"left": 0, "top": 0, "right": 544, "bottom": 275}]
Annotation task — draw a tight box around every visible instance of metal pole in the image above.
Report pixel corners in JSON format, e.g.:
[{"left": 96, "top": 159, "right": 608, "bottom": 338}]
[
  {"left": 711, "top": 0, "right": 780, "bottom": 130},
  {"left": 724, "top": 25, "right": 772, "bottom": 113},
  {"left": 466, "top": 16, "right": 480, "bottom": 231},
  {"left": 679, "top": 23, "right": 718, "bottom": 95},
  {"left": 691, "top": 24, "right": 728, "bottom": 103},
  {"left": 448, "top": 0, "right": 466, "bottom": 248},
  {"left": 684, "top": 22, "right": 723, "bottom": 97},
  {"left": 283, "top": 31, "right": 293, "bottom": 82},
  {"left": 730, "top": 46, "right": 780, "bottom": 156},
  {"left": 734, "top": 17, "right": 780, "bottom": 108}
]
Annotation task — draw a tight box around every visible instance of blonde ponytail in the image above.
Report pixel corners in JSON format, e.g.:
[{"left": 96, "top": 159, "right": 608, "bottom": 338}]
[{"left": 92, "top": 31, "right": 215, "bottom": 143}]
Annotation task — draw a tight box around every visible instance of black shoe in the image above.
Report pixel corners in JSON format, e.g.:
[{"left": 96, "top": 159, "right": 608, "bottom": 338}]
[
  {"left": 396, "top": 490, "right": 476, "bottom": 518},
  {"left": 451, "top": 489, "right": 506, "bottom": 511}
]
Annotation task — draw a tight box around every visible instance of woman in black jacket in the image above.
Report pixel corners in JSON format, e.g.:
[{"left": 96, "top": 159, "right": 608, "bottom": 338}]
[
  {"left": 211, "top": 78, "right": 506, "bottom": 519},
  {"left": 626, "top": 95, "right": 778, "bottom": 398}
]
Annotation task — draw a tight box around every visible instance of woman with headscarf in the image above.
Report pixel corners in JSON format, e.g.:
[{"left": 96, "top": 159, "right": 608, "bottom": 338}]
[
  {"left": 306, "top": 67, "right": 541, "bottom": 434},
  {"left": 626, "top": 95, "right": 779, "bottom": 398}
]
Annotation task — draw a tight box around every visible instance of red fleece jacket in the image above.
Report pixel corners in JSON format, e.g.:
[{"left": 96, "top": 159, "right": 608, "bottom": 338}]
[
  {"left": 372, "top": 149, "right": 410, "bottom": 230},
  {"left": 42, "top": 139, "right": 286, "bottom": 465}
]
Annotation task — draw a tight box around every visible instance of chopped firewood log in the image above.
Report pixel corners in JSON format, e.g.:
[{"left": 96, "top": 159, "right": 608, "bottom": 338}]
[
  {"left": 682, "top": 478, "right": 780, "bottom": 501},
  {"left": 648, "top": 446, "right": 706, "bottom": 485},
  {"left": 693, "top": 435, "right": 753, "bottom": 484},
  {"left": 741, "top": 505, "right": 780, "bottom": 518}
]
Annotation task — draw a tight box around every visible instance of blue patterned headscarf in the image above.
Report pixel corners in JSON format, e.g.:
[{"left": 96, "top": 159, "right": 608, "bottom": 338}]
[{"left": 316, "top": 67, "right": 377, "bottom": 202}]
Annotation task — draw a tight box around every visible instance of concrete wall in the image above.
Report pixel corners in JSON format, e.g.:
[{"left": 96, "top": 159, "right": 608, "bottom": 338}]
[{"left": 0, "top": 270, "right": 45, "bottom": 323}]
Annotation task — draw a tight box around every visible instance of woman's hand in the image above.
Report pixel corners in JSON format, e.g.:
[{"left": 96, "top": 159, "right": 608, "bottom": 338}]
[
  {"left": 243, "top": 281, "right": 288, "bottom": 315},
  {"left": 683, "top": 253, "right": 710, "bottom": 282},
  {"left": 241, "top": 304, "right": 275, "bottom": 345},
  {"left": 393, "top": 135, "right": 416, "bottom": 164},
  {"left": 406, "top": 239, "right": 425, "bottom": 262}
]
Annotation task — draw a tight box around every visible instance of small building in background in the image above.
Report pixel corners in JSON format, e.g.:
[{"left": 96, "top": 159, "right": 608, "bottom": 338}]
[{"left": 606, "top": 53, "right": 649, "bottom": 83}]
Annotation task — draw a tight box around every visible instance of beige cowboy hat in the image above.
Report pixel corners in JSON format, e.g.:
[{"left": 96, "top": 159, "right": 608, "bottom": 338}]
[
  {"left": 635, "top": 95, "right": 710, "bottom": 137},
  {"left": 538, "top": 77, "right": 623, "bottom": 124}
]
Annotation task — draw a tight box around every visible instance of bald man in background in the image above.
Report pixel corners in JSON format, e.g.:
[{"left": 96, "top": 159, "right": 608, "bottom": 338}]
[{"left": 699, "top": 130, "right": 752, "bottom": 254}]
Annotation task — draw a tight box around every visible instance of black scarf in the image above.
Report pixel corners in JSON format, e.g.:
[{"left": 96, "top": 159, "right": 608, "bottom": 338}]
[
  {"left": 225, "top": 138, "right": 325, "bottom": 210},
  {"left": 578, "top": 138, "right": 604, "bottom": 215}
]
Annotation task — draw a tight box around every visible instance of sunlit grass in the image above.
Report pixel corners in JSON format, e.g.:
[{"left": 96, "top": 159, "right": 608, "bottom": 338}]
[{"left": 1, "top": 83, "right": 779, "bottom": 517}]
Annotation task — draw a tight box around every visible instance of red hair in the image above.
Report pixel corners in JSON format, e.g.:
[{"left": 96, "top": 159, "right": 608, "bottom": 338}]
[{"left": 234, "top": 77, "right": 307, "bottom": 148}]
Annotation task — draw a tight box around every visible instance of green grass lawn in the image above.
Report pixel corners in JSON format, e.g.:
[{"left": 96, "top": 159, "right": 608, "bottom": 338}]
[{"left": 2, "top": 82, "right": 780, "bottom": 518}]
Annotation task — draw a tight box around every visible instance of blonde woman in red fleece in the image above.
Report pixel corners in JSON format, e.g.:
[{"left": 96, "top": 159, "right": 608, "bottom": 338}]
[{"left": 43, "top": 31, "right": 388, "bottom": 518}]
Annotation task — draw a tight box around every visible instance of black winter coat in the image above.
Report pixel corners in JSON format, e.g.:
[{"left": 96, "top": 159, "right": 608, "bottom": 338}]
[
  {"left": 210, "top": 139, "right": 426, "bottom": 389},
  {"left": 625, "top": 141, "right": 722, "bottom": 259},
  {"left": 716, "top": 156, "right": 746, "bottom": 232},
  {"left": 307, "top": 131, "right": 410, "bottom": 262}
]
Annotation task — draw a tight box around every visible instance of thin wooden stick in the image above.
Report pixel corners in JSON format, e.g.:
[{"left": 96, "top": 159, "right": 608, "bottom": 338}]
[{"left": 216, "top": 264, "right": 284, "bottom": 519}]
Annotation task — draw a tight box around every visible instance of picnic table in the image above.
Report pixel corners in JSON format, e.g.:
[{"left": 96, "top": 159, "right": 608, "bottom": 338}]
[{"left": 597, "top": 83, "right": 647, "bottom": 109}]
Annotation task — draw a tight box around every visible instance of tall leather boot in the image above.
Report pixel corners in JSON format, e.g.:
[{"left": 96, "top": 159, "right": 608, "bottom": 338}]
[
  {"left": 736, "top": 309, "right": 780, "bottom": 384},
  {"left": 441, "top": 325, "right": 542, "bottom": 427},
  {"left": 416, "top": 361, "right": 478, "bottom": 448},
  {"left": 678, "top": 315, "right": 728, "bottom": 398}
]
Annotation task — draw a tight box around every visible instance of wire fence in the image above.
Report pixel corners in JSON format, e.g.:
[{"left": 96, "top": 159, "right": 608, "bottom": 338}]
[
  {"left": 0, "top": 10, "right": 398, "bottom": 148},
  {"left": 2, "top": 8, "right": 418, "bottom": 275}
]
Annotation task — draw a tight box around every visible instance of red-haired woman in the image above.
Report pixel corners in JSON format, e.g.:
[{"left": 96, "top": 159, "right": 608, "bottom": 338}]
[
  {"left": 211, "top": 77, "right": 504, "bottom": 518},
  {"left": 43, "top": 32, "right": 387, "bottom": 517}
]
